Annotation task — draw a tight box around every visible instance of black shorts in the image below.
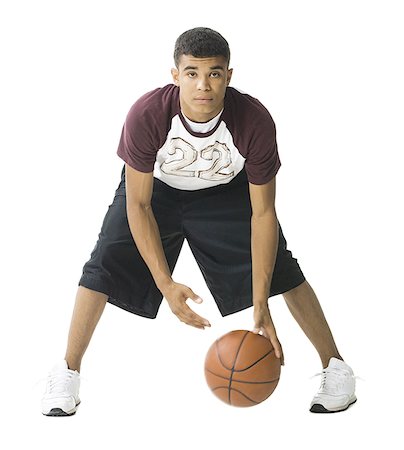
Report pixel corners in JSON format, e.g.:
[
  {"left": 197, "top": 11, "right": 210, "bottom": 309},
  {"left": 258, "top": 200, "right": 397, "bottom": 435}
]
[{"left": 78, "top": 166, "right": 305, "bottom": 318}]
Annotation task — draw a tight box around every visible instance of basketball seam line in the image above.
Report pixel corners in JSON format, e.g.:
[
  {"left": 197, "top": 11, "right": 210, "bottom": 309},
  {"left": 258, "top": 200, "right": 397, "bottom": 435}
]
[
  {"left": 215, "top": 338, "right": 275, "bottom": 372},
  {"left": 233, "top": 349, "right": 275, "bottom": 372},
  {"left": 215, "top": 331, "right": 250, "bottom": 372},
  {"left": 211, "top": 386, "right": 259, "bottom": 404},
  {"left": 228, "top": 330, "right": 250, "bottom": 405},
  {"left": 205, "top": 368, "right": 280, "bottom": 384}
]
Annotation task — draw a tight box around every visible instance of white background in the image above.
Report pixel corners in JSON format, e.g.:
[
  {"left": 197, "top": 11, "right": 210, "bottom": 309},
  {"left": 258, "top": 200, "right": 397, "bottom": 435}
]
[{"left": 1, "top": 0, "right": 403, "bottom": 448}]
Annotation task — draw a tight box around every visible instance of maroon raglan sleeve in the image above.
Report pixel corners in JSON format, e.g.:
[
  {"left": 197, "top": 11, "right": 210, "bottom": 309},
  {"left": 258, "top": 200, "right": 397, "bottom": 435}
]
[
  {"left": 117, "top": 88, "right": 165, "bottom": 173},
  {"left": 244, "top": 101, "right": 281, "bottom": 185}
]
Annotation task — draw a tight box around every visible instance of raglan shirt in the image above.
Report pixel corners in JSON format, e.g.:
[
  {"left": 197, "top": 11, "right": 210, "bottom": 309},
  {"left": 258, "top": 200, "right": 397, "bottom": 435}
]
[{"left": 117, "top": 84, "right": 281, "bottom": 190}]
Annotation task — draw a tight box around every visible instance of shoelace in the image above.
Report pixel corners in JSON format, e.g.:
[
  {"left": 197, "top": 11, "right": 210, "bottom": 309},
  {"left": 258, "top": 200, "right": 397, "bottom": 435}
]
[
  {"left": 47, "top": 370, "right": 76, "bottom": 394},
  {"left": 32, "top": 372, "right": 87, "bottom": 391},
  {"left": 311, "top": 368, "right": 354, "bottom": 394}
]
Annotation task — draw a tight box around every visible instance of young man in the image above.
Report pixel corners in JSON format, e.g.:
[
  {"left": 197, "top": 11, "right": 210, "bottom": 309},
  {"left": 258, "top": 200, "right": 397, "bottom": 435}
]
[{"left": 41, "top": 27, "right": 356, "bottom": 416}]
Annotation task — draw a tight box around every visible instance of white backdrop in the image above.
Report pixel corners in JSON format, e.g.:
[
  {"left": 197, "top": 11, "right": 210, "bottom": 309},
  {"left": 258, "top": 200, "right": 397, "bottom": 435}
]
[{"left": 1, "top": 0, "right": 403, "bottom": 448}]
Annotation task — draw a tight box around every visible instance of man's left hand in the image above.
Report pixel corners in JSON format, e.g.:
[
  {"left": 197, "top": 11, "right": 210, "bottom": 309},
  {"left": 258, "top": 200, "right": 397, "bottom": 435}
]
[{"left": 253, "top": 302, "right": 284, "bottom": 366}]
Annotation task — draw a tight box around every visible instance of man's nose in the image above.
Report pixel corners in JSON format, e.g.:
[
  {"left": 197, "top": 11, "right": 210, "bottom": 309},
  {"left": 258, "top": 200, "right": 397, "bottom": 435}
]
[{"left": 197, "top": 76, "right": 211, "bottom": 90}]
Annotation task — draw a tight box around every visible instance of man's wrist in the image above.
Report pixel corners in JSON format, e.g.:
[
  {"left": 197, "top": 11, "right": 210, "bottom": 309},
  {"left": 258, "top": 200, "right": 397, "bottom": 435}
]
[
  {"left": 253, "top": 297, "right": 269, "bottom": 309},
  {"left": 156, "top": 275, "right": 174, "bottom": 294}
]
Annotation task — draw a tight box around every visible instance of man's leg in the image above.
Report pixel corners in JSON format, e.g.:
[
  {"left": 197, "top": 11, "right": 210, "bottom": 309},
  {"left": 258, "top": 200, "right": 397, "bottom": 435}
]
[
  {"left": 282, "top": 280, "right": 342, "bottom": 368},
  {"left": 64, "top": 286, "right": 108, "bottom": 372},
  {"left": 283, "top": 280, "right": 357, "bottom": 413},
  {"left": 42, "top": 286, "right": 107, "bottom": 416}
]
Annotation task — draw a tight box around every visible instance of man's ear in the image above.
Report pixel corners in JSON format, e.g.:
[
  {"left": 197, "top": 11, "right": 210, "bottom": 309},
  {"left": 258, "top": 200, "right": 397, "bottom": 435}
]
[
  {"left": 171, "top": 67, "right": 180, "bottom": 86},
  {"left": 226, "top": 68, "right": 233, "bottom": 86}
]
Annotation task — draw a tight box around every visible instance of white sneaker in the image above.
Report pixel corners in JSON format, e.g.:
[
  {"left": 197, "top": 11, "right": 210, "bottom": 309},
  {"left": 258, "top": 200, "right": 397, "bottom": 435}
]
[
  {"left": 310, "top": 357, "right": 357, "bottom": 413},
  {"left": 41, "top": 361, "right": 81, "bottom": 416}
]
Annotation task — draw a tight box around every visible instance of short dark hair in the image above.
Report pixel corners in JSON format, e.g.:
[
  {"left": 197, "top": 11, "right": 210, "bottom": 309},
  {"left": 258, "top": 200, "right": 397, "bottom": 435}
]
[{"left": 174, "top": 27, "right": 230, "bottom": 68}]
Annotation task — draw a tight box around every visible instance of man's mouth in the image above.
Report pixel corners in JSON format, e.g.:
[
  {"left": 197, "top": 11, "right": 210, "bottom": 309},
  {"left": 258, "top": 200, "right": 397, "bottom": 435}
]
[{"left": 194, "top": 97, "right": 213, "bottom": 103}]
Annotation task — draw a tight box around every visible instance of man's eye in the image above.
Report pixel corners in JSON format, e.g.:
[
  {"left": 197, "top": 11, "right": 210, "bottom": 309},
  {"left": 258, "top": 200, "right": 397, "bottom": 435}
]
[
  {"left": 211, "top": 72, "right": 221, "bottom": 78},
  {"left": 187, "top": 72, "right": 196, "bottom": 78}
]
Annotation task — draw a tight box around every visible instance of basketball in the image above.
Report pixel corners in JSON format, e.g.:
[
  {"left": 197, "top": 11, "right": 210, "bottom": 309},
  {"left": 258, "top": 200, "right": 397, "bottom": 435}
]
[{"left": 204, "top": 329, "right": 281, "bottom": 407}]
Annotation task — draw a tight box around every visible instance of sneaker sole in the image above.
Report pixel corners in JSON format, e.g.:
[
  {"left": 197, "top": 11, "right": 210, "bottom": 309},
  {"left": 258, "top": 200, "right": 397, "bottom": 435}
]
[
  {"left": 42, "top": 401, "right": 80, "bottom": 417},
  {"left": 310, "top": 398, "right": 357, "bottom": 414}
]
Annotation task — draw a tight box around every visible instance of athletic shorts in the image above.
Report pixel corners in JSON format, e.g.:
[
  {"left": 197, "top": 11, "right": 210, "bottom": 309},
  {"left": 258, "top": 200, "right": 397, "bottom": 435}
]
[{"left": 78, "top": 165, "right": 305, "bottom": 318}]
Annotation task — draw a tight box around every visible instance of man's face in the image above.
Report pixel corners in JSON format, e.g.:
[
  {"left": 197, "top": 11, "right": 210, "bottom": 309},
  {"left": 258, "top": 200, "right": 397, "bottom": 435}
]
[{"left": 171, "top": 55, "right": 233, "bottom": 123}]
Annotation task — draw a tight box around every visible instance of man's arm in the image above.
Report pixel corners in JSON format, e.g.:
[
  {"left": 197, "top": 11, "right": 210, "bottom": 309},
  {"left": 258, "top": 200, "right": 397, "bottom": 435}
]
[
  {"left": 249, "top": 177, "right": 283, "bottom": 362},
  {"left": 125, "top": 163, "right": 172, "bottom": 291},
  {"left": 125, "top": 163, "right": 210, "bottom": 329}
]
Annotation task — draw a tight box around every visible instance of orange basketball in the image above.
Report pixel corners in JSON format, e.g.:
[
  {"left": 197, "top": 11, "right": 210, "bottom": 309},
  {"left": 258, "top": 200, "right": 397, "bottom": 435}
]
[{"left": 204, "top": 330, "right": 281, "bottom": 407}]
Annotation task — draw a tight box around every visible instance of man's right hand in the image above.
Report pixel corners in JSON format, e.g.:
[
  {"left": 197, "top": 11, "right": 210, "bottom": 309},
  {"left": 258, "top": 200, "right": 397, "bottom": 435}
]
[{"left": 161, "top": 280, "right": 211, "bottom": 329}]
